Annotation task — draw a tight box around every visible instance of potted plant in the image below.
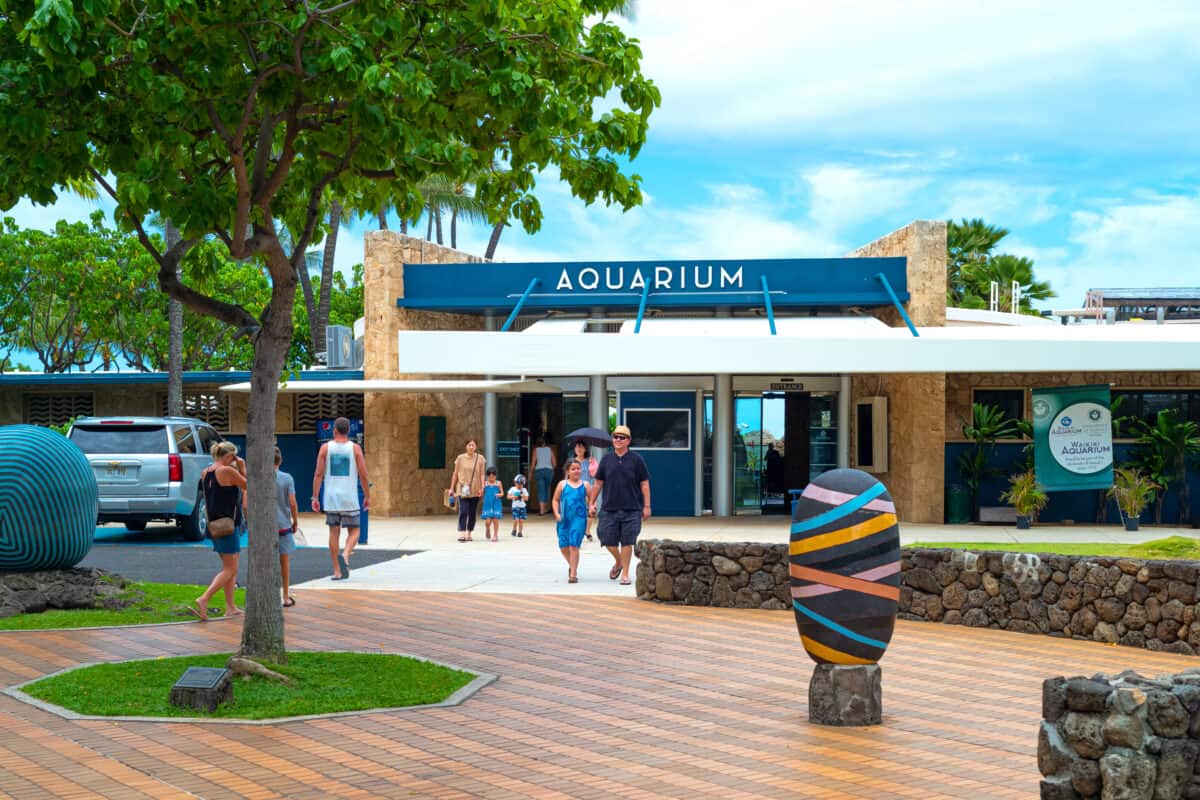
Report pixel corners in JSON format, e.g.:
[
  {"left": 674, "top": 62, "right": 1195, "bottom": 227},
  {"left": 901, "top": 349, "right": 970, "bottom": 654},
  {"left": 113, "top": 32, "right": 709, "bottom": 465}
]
[
  {"left": 999, "top": 470, "right": 1048, "bottom": 529},
  {"left": 1108, "top": 467, "right": 1159, "bottom": 532}
]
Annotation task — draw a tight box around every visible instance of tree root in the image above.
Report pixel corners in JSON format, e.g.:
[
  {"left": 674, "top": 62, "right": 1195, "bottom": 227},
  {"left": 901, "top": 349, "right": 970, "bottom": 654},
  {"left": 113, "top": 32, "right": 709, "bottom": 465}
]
[{"left": 226, "top": 656, "right": 293, "bottom": 686}]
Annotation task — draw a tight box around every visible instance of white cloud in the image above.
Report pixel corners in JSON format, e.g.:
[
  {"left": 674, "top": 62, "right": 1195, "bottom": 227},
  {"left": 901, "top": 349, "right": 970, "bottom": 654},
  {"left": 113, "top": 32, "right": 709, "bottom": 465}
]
[
  {"left": 804, "top": 165, "right": 928, "bottom": 233},
  {"left": 939, "top": 180, "right": 1057, "bottom": 226},
  {"left": 1036, "top": 193, "right": 1200, "bottom": 307},
  {"left": 625, "top": 0, "right": 1200, "bottom": 141}
]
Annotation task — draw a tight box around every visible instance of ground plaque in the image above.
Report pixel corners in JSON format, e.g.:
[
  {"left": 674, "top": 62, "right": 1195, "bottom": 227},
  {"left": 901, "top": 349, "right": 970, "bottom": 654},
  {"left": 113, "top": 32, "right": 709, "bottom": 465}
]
[{"left": 169, "top": 667, "right": 233, "bottom": 713}]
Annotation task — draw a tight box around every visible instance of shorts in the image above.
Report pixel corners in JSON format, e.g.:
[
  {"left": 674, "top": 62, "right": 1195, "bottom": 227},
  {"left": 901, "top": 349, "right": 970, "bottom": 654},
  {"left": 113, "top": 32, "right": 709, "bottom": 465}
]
[
  {"left": 597, "top": 509, "right": 642, "bottom": 547},
  {"left": 511, "top": 506, "right": 528, "bottom": 521},
  {"left": 534, "top": 468, "right": 554, "bottom": 500},
  {"left": 211, "top": 531, "right": 241, "bottom": 555},
  {"left": 278, "top": 531, "right": 296, "bottom": 555},
  {"left": 325, "top": 511, "right": 361, "bottom": 528}
]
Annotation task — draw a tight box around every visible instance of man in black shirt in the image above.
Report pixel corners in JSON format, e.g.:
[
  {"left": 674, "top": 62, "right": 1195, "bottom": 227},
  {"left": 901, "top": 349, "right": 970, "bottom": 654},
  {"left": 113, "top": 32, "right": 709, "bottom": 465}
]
[{"left": 589, "top": 424, "right": 651, "bottom": 585}]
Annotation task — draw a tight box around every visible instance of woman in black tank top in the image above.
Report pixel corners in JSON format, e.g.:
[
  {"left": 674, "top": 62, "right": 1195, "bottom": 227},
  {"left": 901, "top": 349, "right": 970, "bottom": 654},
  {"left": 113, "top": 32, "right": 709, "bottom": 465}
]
[{"left": 192, "top": 442, "right": 247, "bottom": 621}]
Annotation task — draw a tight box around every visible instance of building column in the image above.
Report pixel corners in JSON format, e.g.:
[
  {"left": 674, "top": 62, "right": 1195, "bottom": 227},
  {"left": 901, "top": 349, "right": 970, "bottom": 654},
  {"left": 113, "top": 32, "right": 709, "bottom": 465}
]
[
  {"left": 712, "top": 373, "right": 734, "bottom": 517},
  {"left": 694, "top": 389, "right": 705, "bottom": 516},
  {"left": 589, "top": 374, "right": 607, "bottom": 461},
  {"left": 838, "top": 375, "right": 851, "bottom": 468},
  {"left": 483, "top": 313, "right": 497, "bottom": 465}
]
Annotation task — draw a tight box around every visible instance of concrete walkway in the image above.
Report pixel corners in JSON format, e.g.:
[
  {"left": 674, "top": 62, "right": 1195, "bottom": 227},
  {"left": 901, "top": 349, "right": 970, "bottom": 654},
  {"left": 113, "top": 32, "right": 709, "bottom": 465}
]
[{"left": 295, "top": 512, "right": 1200, "bottom": 595}]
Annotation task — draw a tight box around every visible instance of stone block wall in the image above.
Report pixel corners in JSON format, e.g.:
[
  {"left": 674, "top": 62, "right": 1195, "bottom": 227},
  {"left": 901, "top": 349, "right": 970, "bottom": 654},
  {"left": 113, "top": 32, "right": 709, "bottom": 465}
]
[
  {"left": 1039, "top": 671, "right": 1200, "bottom": 799},
  {"left": 362, "top": 231, "right": 487, "bottom": 516},
  {"left": 638, "top": 540, "right": 1200, "bottom": 656},
  {"left": 848, "top": 221, "right": 948, "bottom": 524}
]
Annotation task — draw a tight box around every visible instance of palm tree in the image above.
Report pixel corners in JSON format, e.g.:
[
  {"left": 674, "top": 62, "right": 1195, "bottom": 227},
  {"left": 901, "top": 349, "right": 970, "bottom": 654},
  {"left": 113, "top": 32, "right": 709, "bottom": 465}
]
[
  {"left": 973, "top": 254, "right": 1054, "bottom": 313},
  {"left": 1136, "top": 409, "right": 1200, "bottom": 525},
  {"left": 947, "top": 218, "right": 1007, "bottom": 307}
]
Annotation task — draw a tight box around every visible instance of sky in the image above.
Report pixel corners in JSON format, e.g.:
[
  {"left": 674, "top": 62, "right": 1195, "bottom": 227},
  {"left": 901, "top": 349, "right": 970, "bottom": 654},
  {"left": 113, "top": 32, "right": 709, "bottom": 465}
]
[{"left": 6, "top": 0, "right": 1200, "bottom": 317}]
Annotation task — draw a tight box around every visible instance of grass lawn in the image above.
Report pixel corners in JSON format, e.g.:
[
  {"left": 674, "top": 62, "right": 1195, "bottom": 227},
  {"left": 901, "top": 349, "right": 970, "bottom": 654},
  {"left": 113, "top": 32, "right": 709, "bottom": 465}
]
[
  {"left": 908, "top": 536, "right": 1200, "bottom": 560},
  {"left": 22, "top": 652, "right": 476, "bottom": 719},
  {"left": 0, "top": 582, "right": 247, "bottom": 630}
]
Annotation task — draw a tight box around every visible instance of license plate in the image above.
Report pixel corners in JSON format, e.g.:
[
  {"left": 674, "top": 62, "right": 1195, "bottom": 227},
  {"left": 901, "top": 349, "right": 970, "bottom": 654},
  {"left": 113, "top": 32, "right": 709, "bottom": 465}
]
[{"left": 107, "top": 466, "right": 126, "bottom": 478}]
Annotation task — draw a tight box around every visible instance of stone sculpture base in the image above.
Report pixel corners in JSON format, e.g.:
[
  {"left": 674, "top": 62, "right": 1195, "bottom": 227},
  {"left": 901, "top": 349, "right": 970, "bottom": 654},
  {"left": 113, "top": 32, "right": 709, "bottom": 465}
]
[{"left": 808, "top": 664, "right": 882, "bottom": 726}]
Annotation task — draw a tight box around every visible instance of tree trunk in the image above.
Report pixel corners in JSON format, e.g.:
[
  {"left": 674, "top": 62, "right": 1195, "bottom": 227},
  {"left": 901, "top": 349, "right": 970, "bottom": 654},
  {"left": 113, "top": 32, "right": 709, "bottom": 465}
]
[
  {"left": 165, "top": 220, "right": 183, "bottom": 415},
  {"left": 484, "top": 221, "right": 505, "bottom": 260},
  {"left": 314, "top": 201, "right": 340, "bottom": 364},
  {"left": 377, "top": 209, "right": 388, "bottom": 230},
  {"left": 450, "top": 209, "right": 457, "bottom": 250},
  {"left": 400, "top": 218, "right": 407, "bottom": 235},
  {"left": 238, "top": 248, "right": 295, "bottom": 664},
  {"left": 1179, "top": 467, "right": 1191, "bottom": 526},
  {"left": 425, "top": 209, "right": 433, "bottom": 241},
  {"left": 434, "top": 208, "right": 443, "bottom": 245},
  {"left": 296, "top": 255, "right": 319, "bottom": 361}
]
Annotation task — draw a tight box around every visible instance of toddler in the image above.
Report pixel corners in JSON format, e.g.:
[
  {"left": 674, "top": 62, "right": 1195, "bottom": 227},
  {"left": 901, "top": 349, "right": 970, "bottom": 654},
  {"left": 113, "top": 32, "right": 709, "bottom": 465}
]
[
  {"left": 508, "top": 474, "right": 529, "bottom": 537},
  {"left": 480, "top": 467, "right": 504, "bottom": 541}
]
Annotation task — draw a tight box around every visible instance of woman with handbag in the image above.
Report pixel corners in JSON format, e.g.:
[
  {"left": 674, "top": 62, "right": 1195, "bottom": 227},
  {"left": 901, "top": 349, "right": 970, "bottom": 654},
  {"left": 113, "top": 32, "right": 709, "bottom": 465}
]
[
  {"left": 448, "top": 438, "right": 486, "bottom": 542},
  {"left": 192, "top": 441, "right": 247, "bottom": 621}
]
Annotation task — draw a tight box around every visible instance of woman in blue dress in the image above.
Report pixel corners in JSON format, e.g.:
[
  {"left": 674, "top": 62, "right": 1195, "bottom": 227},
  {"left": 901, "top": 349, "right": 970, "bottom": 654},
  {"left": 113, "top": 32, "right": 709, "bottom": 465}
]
[
  {"left": 480, "top": 466, "right": 504, "bottom": 541},
  {"left": 553, "top": 459, "right": 589, "bottom": 583}
]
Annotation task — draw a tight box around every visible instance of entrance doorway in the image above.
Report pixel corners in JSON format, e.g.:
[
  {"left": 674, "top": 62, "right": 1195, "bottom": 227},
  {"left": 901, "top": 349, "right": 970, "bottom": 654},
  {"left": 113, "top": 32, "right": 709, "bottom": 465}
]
[{"left": 724, "top": 391, "right": 840, "bottom": 514}]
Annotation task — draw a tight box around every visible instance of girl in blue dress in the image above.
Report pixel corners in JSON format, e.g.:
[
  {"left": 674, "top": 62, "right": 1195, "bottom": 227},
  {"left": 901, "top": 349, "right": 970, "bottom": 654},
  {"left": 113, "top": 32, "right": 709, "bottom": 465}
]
[
  {"left": 480, "top": 466, "right": 505, "bottom": 541},
  {"left": 553, "top": 459, "right": 588, "bottom": 583}
]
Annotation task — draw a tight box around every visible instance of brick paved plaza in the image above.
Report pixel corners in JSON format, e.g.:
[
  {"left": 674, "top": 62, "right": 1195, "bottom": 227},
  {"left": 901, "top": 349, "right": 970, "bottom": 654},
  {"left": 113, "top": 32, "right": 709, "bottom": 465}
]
[{"left": 0, "top": 590, "right": 1196, "bottom": 799}]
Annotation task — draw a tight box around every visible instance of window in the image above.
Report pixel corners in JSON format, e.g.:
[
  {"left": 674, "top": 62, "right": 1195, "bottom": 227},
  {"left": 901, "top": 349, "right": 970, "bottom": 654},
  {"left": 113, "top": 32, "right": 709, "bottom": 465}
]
[
  {"left": 1111, "top": 390, "right": 1200, "bottom": 438},
  {"left": 68, "top": 424, "right": 169, "bottom": 454},
  {"left": 22, "top": 393, "right": 93, "bottom": 427},
  {"left": 158, "top": 391, "right": 230, "bottom": 431},
  {"left": 293, "top": 393, "right": 364, "bottom": 432},
  {"left": 196, "top": 426, "right": 219, "bottom": 454},
  {"left": 173, "top": 425, "right": 197, "bottom": 454},
  {"left": 623, "top": 409, "right": 691, "bottom": 450}
]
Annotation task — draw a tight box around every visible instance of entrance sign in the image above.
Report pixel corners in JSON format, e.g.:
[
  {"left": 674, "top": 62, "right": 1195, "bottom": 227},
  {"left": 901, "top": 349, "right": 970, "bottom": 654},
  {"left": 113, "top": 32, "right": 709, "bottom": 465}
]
[
  {"left": 496, "top": 440, "right": 521, "bottom": 459},
  {"left": 395, "top": 257, "right": 908, "bottom": 313},
  {"left": 770, "top": 382, "right": 805, "bottom": 391},
  {"left": 1033, "top": 385, "right": 1113, "bottom": 492}
]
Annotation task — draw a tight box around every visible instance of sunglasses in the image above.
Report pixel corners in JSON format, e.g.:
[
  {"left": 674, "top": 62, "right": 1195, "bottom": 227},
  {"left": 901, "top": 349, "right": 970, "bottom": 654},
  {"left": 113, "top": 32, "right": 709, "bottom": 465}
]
[{"left": 612, "top": 434, "right": 630, "bottom": 440}]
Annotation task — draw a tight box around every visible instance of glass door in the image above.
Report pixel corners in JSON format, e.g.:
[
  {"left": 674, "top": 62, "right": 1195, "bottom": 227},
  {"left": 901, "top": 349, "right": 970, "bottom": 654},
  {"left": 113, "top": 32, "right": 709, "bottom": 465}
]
[
  {"left": 734, "top": 395, "right": 762, "bottom": 511},
  {"left": 760, "top": 393, "right": 788, "bottom": 514}
]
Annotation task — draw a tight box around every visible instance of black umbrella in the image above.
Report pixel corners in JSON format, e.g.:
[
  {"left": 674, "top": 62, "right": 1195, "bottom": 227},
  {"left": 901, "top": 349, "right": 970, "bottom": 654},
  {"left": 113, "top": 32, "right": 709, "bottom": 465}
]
[{"left": 565, "top": 426, "right": 612, "bottom": 448}]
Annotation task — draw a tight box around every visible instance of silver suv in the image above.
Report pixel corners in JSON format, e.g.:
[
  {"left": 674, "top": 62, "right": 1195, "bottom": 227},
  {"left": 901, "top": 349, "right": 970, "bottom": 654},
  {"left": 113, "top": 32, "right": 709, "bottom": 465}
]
[{"left": 67, "top": 416, "right": 222, "bottom": 540}]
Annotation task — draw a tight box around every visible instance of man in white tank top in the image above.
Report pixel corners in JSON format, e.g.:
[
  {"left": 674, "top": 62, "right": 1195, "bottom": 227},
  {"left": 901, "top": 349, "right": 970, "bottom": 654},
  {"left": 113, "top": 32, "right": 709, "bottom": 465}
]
[{"left": 312, "top": 417, "right": 370, "bottom": 580}]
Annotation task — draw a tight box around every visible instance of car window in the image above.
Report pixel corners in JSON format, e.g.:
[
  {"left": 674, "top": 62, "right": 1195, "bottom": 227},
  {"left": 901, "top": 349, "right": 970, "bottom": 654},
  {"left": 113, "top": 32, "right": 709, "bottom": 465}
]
[
  {"left": 174, "top": 426, "right": 197, "bottom": 454},
  {"left": 69, "top": 425, "right": 169, "bottom": 454},
  {"left": 197, "top": 426, "right": 218, "bottom": 454}
]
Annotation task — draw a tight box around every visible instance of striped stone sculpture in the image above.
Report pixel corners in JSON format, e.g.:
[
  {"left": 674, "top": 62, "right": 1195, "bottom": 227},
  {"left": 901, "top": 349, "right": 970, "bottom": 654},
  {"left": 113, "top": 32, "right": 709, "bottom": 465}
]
[
  {"left": 791, "top": 469, "right": 899, "bottom": 727},
  {"left": 790, "top": 468, "right": 900, "bottom": 665},
  {"left": 0, "top": 425, "right": 97, "bottom": 571}
]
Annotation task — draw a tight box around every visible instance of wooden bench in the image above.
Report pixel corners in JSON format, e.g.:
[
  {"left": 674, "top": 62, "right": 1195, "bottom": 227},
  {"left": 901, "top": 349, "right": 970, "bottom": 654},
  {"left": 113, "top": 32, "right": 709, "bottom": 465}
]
[{"left": 978, "top": 506, "right": 1018, "bottom": 524}]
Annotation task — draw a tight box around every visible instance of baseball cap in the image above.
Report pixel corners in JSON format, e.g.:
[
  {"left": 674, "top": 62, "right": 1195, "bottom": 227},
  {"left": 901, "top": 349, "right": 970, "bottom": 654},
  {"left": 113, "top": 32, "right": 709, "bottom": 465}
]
[{"left": 613, "top": 425, "right": 632, "bottom": 438}]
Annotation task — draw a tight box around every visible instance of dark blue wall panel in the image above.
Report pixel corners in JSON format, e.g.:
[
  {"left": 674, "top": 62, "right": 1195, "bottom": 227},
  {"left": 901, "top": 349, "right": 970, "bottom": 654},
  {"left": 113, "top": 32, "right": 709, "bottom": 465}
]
[{"left": 618, "top": 391, "right": 696, "bottom": 517}]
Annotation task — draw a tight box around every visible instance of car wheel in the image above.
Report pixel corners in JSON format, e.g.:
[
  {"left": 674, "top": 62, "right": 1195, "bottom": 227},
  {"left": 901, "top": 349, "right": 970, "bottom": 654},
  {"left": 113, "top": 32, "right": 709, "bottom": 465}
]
[
  {"left": 181, "top": 490, "right": 206, "bottom": 541},
  {"left": 124, "top": 520, "right": 148, "bottom": 532}
]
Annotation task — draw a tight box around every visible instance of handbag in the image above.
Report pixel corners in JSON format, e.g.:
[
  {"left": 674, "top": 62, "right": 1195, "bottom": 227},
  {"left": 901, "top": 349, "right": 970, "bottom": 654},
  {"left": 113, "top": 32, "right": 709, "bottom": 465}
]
[{"left": 208, "top": 516, "right": 236, "bottom": 538}]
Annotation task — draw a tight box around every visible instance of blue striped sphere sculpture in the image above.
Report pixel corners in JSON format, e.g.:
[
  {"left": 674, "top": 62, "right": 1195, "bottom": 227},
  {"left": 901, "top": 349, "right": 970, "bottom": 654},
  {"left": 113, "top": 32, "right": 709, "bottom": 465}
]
[
  {"left": 790, "top": 469, "right": 900, "bottom": 665},
  {"left": 0, "top": 425, "right": 97, "bottom": 571}
]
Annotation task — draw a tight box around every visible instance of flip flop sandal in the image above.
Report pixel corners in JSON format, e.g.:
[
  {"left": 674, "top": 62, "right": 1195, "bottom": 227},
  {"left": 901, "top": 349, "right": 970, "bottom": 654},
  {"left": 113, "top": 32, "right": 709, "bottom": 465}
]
[
  {"left": 619, "top": 578, "right": 632, "bottom": 585},
  {"left": 568, "top": 576, "right": 579, "bottom": 584},
  {"left": 283, "top": 598, "right": 296, "bottom": 608},
  {"left": 458, "top": 536, "right": 468, "bottom": 542},
  {"left": 337, "top": 554, "right": 350, "bottom": 578},
  {"left": 609, "top": 564, "right": 622, "bottom": 580}
]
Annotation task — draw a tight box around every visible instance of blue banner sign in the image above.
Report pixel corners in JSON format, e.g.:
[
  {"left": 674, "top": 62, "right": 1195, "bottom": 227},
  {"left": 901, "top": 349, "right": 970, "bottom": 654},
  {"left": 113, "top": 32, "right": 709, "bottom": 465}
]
[{"left": 395, "top": 257, "right": 907, "bottom": 313}]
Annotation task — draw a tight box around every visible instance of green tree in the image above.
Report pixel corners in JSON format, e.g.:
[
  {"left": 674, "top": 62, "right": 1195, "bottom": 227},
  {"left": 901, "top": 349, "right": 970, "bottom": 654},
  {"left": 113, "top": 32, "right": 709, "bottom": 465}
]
[
  {"left": 1134, "top": 409, "right": 1200, "bottom": 525},
  {"left": 0, "top": 0, "right": 658, "bottom": 662},
  {"left": 958, "top": 402, "right": 1019, "bottom": 521},
  {"left": 946, "top": 218, "right": 1055, "bottom": 312}
]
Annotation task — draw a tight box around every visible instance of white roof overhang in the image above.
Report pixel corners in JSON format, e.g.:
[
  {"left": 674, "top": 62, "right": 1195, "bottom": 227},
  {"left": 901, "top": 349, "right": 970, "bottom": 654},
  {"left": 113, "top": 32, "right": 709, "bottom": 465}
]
[
  {"left": 219, "top": 379, "right": 562, "bottom": 394},
  {"left": 395, "top": 316, "right": 1200, "bottom": 376}
]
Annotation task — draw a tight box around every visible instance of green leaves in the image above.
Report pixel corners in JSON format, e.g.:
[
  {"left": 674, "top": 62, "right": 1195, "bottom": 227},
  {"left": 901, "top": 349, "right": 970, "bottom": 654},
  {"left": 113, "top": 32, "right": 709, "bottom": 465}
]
[{"left": 947, "top": 218, "right": 1054, "bottom": 312}]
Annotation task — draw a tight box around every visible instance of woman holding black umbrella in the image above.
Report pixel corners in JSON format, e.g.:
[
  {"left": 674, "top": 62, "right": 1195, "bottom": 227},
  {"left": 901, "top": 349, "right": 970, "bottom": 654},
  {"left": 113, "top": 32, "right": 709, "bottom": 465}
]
[{"left": 573, "top": 439, "right": 599, "bottom": 541}]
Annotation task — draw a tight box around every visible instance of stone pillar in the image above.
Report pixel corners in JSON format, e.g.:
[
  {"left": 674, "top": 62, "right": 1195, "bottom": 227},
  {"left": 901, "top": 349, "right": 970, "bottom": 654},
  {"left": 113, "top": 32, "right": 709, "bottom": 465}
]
[
  {"left": 849, "top": 221, "right": 948, "bottom": 523},
  {"left": 712, "top": 373, "right": 733, "bottom": 517},
  {"left": 808, "top": 664, "right": 882, "bottom": 726},
  {"left": 588, "top": 374, "right": 607, "bottom": 461},
  {"left": 483, "top": 313, "right": 497, "bottom": 466},
  {"left": 837, "top": 375, "right": 851, "bottom": 469},
  {"left": 362, "top": 231, "right": 485, "bottom": 516}
]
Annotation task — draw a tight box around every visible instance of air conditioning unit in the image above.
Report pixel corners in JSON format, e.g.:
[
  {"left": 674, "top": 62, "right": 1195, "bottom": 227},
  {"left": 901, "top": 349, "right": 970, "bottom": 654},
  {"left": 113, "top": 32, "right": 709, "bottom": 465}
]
[
  {"left": 325, "top": 325, "right": 354, "bottom": 369},
  {"left": 352, "top": 337, "right": 364, "bottom": 369}
]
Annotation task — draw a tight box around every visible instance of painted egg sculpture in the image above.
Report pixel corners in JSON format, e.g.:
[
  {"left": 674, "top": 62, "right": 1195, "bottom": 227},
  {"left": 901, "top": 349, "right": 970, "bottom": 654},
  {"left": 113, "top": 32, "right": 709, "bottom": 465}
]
[
  {"left": 790, "top": 468, "right": 900, "bottom": 665},
  {"left": 0, "top": 425, "right": 97, "bottom": 571}
]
